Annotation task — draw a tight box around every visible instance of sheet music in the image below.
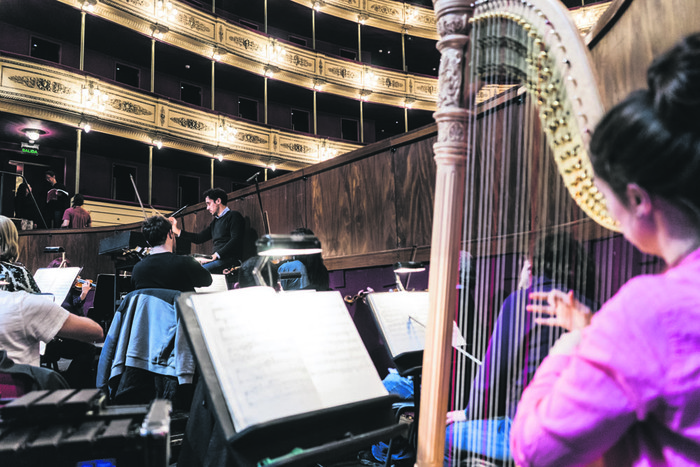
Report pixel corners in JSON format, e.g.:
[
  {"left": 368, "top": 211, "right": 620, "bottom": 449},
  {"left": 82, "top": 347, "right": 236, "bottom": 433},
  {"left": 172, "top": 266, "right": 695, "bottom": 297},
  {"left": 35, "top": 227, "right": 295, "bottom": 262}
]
[
  {"left": 187, "top": 287, "right": 387, "bottom": 432},
  {"left": 366, "top": 291, "right": 466, "bottom": 358},
  {"left": 33, "top": 267, "right": 81, "bottom": 305},
  {"left": 194, "top": 274, "right": 228, "bottom": 293}
]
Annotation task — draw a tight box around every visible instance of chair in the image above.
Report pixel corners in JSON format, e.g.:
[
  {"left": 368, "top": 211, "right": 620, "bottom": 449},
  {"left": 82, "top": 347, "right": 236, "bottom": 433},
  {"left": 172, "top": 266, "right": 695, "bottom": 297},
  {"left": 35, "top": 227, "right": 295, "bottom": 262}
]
[
  {"left": 0, "top": 350, "right": 68, "bottom": 406},
  {"left": 96, "top": 288, "right": 195, "bottom": 410}
]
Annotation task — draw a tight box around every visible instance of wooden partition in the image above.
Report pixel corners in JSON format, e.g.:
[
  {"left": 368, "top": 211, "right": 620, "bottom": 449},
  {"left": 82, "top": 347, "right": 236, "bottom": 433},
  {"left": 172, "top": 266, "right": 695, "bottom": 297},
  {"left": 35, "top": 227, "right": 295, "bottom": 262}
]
[{"left": 19, "top": 124, "right": 438, "bottom": 279}]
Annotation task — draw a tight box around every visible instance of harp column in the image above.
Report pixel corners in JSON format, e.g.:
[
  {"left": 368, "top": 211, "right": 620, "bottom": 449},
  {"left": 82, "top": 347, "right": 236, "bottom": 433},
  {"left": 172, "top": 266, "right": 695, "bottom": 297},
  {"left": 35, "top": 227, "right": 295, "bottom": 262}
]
[{"left": 416, "top": 1, "right": 473, "bottom": 467}]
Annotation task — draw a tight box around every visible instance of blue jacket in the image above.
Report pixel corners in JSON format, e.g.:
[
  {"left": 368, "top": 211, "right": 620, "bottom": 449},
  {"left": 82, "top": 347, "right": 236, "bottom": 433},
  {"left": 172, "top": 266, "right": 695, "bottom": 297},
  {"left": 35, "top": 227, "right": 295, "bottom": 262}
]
[{"left": 96, "top": 288, "right": 195, "bottom": 393}]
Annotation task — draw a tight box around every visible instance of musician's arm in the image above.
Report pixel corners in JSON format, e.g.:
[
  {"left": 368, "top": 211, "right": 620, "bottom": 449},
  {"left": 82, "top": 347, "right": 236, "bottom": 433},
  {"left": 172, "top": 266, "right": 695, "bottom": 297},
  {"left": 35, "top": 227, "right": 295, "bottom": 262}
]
[
  {"left": 511, "top": 285, "right": 659, "bottom": 467},
  {"left": 57, "top": 313, "right": 104, "bottom": 343},
  {"left": 174, "top": 220, "right": 212, "bottom": 245}
]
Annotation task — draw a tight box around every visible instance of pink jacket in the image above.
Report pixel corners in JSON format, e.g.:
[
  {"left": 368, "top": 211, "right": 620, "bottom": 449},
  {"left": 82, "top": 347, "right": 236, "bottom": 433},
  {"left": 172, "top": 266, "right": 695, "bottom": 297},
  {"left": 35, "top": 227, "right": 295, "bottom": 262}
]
[{"left": 511, "top": 247, "right": 700, "bottom": 466}]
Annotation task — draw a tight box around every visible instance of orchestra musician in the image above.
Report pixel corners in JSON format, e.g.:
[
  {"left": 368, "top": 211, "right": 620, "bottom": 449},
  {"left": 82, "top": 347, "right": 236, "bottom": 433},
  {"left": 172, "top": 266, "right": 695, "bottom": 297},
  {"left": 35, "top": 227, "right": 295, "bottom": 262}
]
[
  {"left": 45, "top": 170, "right": 70, "bottom": 229},
  {"left": 169, "top": 188, "right": 245, "bottom": 274},
  {"left": 61, "top": 193, "right": 92, "bottom": 229},
  {"left": 42, "top": 258, "right": 99, "bottom": 388},
  {"left": 511, "top": 33, "right": 700, "bottom": 466},
  {"left": 132, "top": 215, "right": 212, "bottom": 292},
  {"left": 0, "top": 215, "right": 41, "bottom": 293},
  {"left": 0, "top": 218, "right": 103, "bottom": 366}
]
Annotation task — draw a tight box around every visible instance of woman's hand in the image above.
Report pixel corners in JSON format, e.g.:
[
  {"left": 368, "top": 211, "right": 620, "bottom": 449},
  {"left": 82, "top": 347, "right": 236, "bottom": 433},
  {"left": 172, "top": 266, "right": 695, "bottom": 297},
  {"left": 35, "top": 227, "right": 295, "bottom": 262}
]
[
  {"left": 446, "top": 410, "right": 467, "bottom": 426},
  {"left": 527, "top": 289, "right": 592, "bottom": 332}
]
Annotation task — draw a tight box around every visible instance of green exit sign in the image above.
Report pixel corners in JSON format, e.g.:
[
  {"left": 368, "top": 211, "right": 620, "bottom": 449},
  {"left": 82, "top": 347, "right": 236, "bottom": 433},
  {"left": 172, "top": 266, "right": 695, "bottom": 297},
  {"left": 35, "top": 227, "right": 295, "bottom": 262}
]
[{"left": 21, "top": 143, "right": 39, "bottom": 155}]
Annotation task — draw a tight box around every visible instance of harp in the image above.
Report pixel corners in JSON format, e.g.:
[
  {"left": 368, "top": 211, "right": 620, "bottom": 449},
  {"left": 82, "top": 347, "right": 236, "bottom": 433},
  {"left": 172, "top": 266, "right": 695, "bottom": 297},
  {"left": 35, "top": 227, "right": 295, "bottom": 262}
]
[{"left": 416, "top": 1, "right": 666, "bottom": 466}]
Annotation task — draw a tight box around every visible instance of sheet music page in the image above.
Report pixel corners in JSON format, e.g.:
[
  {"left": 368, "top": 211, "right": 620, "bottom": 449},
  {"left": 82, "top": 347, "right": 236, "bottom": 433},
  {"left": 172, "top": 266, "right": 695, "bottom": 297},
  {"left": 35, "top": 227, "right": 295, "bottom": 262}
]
[
  {"left": 366, "top": 291, "right": 429, "bottom": 357},
  {"left": 188, "top": 287, "right": 321, "bottom": 431},
  {"left": 187, "top": 288, "right": 386, "bottom": 432},
  {"left": 281, "top": 291, "right": 387, "bottom": 408},
  {"left": 367, "top": 291, "right": 466, "bottom": 357},
  {"left": 33, "top": 267, "right": 81, "bottom": 305},
  {"left": 194, "top": 274, "right": 228, "bottom": 293}
]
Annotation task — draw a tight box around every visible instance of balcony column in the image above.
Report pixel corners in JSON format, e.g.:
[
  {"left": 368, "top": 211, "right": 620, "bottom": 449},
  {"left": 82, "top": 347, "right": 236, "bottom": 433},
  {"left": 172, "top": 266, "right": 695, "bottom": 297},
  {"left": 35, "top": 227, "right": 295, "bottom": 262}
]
[
  {"left": 360, "top": 100, "right": 364, "bottom": 143},
  {"left": 211, "top": 60, "right": 216, "bottom": 110},
  {"left": 75, "top": 129, "right": 82, "bottom": 193},
  {"left": 148, "top": 146, "right": 153, "bottom": 205},
  {"left": 210, "top": 159, "right": 215, "bottom": 189},
  {"left": 402, "top": 30, "right": 407, "bottom": 72},
  {"left": 80, "top": 11, "right": 86, "bottom": 71},
  {"left": 358, "top": 23, "right": 362, "bottom": 62},
  {"left": 150, "top": 38, "right": 156, "bottom": 93},
  {"left": 264, "top": 77, "right": 268, "bottom": 124},
  {"left": 264, "top": 0, "right": 268, "bottom": 34},
  {"left": 404, "top": 107, "right": 409, "bottom": 133},
  {"left": 313, "top": 91, "right": 318, "bottom": 135},
  {"left": 312, "top": 10, "right": 316, "bottom": 50}
]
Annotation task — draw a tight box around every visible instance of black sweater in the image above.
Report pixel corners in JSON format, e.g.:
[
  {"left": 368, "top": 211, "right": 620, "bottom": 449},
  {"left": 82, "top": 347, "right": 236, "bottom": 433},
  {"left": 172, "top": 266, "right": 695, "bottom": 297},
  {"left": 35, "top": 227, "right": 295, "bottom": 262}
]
[
  {"left": 179, "top": 209, "right": 245, "bottom": 262},
  {"left": 131, "top": 252, "right": 212, "bottom": 292}
]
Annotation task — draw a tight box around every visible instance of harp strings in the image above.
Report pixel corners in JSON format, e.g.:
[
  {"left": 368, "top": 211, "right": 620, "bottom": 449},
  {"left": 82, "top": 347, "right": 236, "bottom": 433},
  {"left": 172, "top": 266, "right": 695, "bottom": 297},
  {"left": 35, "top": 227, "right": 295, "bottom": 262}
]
[{"left": 449, "top": 9, "right": 605, "bottom": 466}]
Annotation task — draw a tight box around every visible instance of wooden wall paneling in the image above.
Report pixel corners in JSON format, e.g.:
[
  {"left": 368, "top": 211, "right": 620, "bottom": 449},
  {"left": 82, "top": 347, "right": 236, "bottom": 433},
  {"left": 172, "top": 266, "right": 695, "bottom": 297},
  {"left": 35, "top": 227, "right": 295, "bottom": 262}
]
[
  {"left": 259, "top": 179, "right": 307, "bottom": 236},
  {"left": 18, "top": 225, "right": 140, "bottom": 283},
  {"left": 228, "top": 194, "right": 268, "bottom": 260},
  {"left": 393, "top": 135, "right": 437, "bottom": 263},
  {"left": 590, "top": 0, "right": 700, "bottom": 110},
  {"left": 308, "top": 150, "right": 398, "bottom": 260}
]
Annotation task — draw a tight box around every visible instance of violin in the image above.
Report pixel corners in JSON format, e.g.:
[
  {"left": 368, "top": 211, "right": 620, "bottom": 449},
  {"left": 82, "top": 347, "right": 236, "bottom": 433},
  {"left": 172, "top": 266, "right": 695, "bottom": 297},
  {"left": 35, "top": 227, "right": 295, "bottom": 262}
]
[{"left": 74, "top": 277, "right": 97, "bottom": 289}]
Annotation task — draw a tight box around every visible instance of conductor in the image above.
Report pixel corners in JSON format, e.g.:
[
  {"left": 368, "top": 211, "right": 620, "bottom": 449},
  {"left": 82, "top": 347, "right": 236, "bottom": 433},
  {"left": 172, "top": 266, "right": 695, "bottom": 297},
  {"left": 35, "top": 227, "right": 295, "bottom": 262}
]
[{"left": 170, "top": 188, "right": 245, "bottom": 274}]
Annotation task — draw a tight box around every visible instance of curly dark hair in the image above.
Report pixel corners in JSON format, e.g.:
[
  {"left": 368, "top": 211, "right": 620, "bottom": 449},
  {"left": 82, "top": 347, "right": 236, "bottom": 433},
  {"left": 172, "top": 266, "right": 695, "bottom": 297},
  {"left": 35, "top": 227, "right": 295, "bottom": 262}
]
[{"left": 142, "top": 215, "right": 172, "bottom": 247}]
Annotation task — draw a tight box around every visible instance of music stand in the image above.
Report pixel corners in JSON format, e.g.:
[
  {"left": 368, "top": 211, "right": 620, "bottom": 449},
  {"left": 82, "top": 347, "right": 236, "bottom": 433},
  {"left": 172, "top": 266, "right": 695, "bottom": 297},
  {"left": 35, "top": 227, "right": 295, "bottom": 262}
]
[{"left": 176, "top": 288, "right": 406, "bottom": 467}]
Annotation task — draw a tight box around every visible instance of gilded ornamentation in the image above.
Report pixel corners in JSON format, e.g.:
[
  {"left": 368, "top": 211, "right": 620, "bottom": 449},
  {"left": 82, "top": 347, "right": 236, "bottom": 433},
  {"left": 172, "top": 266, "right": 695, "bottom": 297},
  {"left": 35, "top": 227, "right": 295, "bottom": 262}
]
[
  {"left": 416, "top": 83, "right": 437, "bottom": 95},
  {"left": 417, "top": 13, "right": 437, "bottom": 27},
  {"left": 160, "top": 107, "right": 166, "bottom": 126},
  {"left": 286, "top": 54, "right": 313, "bottom": 69},
  {"left": 123, "top": 0, "right": 147, "bottom": 6},
  {"left": 327, "top": 66, "right": 357, "bottom": 79},
  {"left": 108, "top": 98, "right": 152, "bottom": 116},
  {"left": 281, "top": 142, "right": 313, "bottom": 154},
  {"left": 9, "top": 75, "right": 76, "bottom": 96},
  {"left": 230, "top": 36, "right": 263, "bottom": 53},
  {"left": 219, "top": 25, "right": 224, "bottom": 42},
  {"left": 183, "top": 14, "right": 211, "bottom": 33},
  {"left": 237, "top": 133, "right": 267, "bottom": 145},
  {"left": 171, "top": 117, "right": 210, "bottom": 132},
  {"left": 369, "top": 4, "right": 399, "bottom": 16},
  {"left": 382, "top": 78, "right": 404, "bottom": 90}
]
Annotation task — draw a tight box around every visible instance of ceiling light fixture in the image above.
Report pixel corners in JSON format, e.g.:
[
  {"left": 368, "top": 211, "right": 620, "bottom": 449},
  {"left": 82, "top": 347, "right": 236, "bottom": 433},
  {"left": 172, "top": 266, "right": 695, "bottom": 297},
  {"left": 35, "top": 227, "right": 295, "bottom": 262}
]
[
  {"left": 21, "top": 128, "right": 46, "bottom": 144},
  {"left": 81, "top": 0, "right": 97, "bottom": 12},
  {"left": 150, "top": 24, "right": 169, "bottom": 39}
]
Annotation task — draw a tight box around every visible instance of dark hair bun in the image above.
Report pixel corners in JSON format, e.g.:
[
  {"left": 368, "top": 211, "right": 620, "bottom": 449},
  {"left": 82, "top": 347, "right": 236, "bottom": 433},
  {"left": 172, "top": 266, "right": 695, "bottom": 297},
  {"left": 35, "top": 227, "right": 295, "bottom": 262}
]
[{"left": 648, "top": 33, "right": 700, "bottom": 131}]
